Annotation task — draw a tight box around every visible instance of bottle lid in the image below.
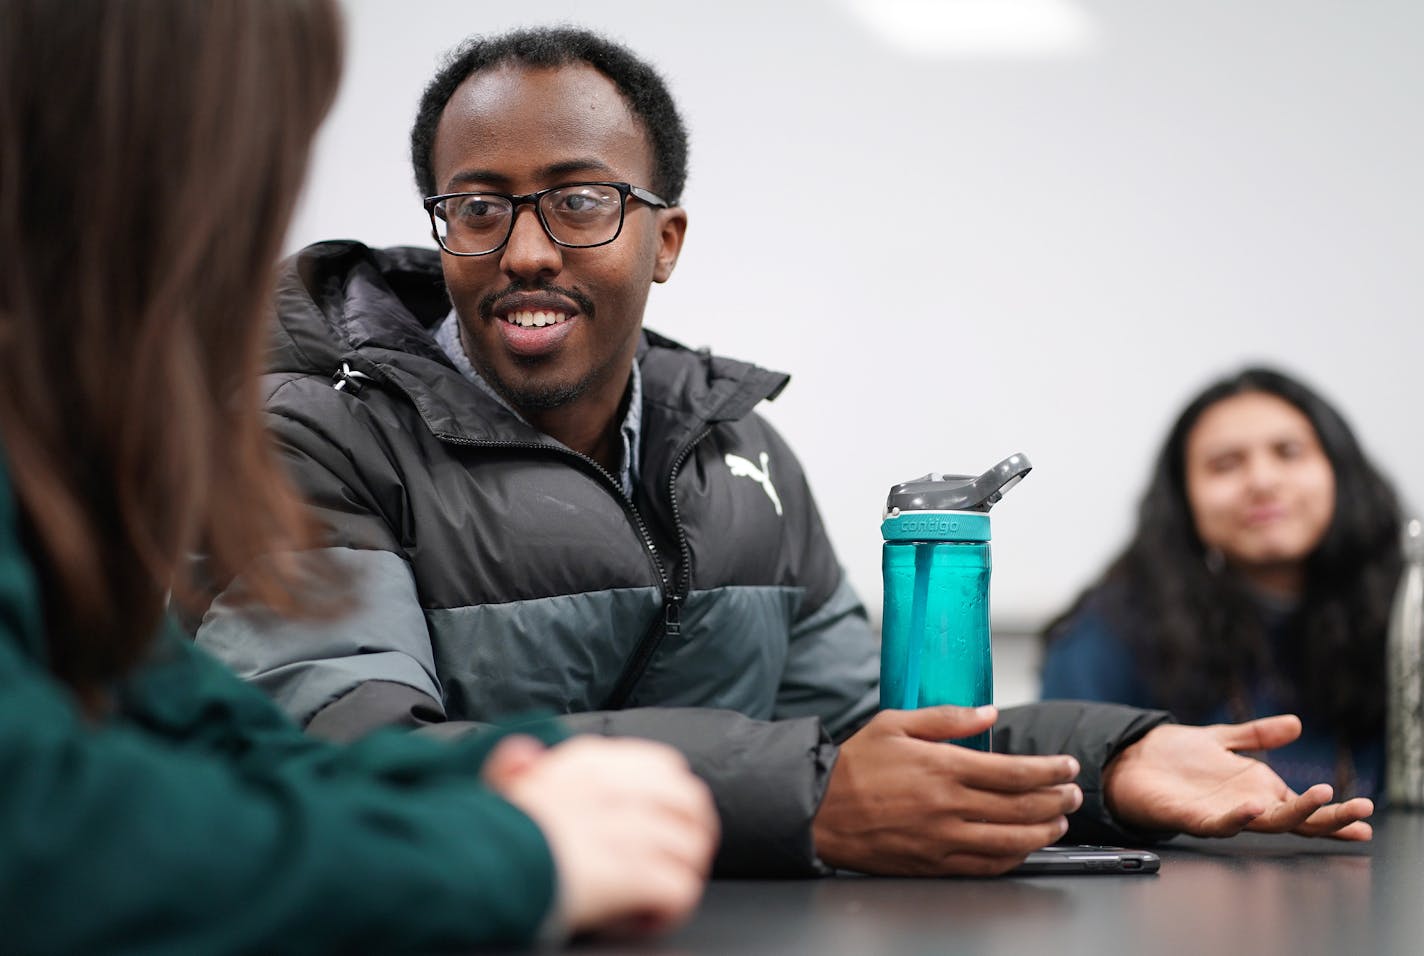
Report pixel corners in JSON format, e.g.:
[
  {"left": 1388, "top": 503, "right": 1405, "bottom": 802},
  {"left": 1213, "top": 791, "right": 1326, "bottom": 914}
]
[{"left": 884, "top": 453, "right": 1033, "bottom": 515}]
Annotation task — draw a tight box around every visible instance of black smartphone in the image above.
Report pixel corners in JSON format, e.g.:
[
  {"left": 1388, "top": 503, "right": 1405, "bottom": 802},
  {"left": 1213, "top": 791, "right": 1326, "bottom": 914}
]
[{"left": 1011, "top": 844, "right": 1160, "bottom": 875}]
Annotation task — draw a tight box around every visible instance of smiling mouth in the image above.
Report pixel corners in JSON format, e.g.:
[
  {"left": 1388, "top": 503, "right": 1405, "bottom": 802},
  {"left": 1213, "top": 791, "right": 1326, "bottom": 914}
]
[
  {"left": 502, "top": 309, "right": 570, "bottom": 329},
  {"left": 1244, "top": 507, "right": 1288, "bottom": 526}
]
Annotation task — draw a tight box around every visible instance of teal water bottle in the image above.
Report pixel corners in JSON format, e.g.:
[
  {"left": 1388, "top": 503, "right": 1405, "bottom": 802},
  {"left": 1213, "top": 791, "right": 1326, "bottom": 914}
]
[{"left": 880, "top": 454, "right": 1032, "bottom": 751}]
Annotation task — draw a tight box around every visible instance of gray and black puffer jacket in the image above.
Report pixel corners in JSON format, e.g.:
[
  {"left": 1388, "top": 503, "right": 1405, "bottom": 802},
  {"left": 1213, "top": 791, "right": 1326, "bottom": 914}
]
[{"left": 197, "top": 240, "right": 1171, "bottom": 875}]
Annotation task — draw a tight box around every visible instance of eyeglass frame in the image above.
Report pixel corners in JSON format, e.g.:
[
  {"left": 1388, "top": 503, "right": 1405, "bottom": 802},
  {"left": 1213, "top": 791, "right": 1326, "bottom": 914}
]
[{"left": 422, "top": 181, "right": 671, "bottom": 257}]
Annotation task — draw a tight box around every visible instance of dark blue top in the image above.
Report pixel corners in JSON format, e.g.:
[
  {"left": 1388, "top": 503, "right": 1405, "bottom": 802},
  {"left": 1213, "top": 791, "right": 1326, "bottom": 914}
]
[{"left": 1040, "top": 592, "right": 1384, "bottom": 800}]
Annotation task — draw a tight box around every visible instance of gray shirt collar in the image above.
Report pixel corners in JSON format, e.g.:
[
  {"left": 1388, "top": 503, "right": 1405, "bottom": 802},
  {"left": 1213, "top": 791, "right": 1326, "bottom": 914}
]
[{"left": 435, "top": 310, "right": 642, "bottom": 497}]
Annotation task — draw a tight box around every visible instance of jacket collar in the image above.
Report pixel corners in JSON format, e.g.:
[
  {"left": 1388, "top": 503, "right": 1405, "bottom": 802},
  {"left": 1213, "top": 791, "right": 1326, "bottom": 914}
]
[{"left": 270, "top": 240, "right": 790, "bottom": 446}]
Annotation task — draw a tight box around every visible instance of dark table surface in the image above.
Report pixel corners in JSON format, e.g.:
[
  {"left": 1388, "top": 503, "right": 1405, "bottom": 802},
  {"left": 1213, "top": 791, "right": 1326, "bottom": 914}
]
[{"left": 561, "top": 811, "right": 1423, "bottom": 956}]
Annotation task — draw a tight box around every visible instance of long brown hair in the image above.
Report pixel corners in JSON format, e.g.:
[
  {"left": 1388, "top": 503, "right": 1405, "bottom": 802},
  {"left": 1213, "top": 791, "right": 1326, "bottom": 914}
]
[
  {"left": 0, "top": 0, "right": 344, "bottom": 694},
  {"left": 1044, "top": 367, "right": 1401, "bottom": 739}
]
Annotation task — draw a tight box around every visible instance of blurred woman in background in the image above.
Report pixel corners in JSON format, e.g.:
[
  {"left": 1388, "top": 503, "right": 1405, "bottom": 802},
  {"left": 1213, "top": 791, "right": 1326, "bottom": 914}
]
[
  {"left": 0, "top": 1, "right": 714, "bottom": 951},
  {"left": 1041, "top": 366, "right": 1402, "bottom": 800}
]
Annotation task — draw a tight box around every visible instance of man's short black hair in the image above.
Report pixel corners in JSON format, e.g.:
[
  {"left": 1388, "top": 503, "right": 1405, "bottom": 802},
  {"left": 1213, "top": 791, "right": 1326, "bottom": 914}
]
[{"left": 411, "top": 26, "right": 688, "bottom": 204}]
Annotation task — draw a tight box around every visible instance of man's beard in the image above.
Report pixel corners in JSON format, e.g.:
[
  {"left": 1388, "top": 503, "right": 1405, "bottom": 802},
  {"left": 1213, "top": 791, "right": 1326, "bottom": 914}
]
[
  {"left": 481, "top": 356, "right": 587, "bottom": 411},
  {"left": 467, "top": 279, "right": 603, "bottom": 411}
]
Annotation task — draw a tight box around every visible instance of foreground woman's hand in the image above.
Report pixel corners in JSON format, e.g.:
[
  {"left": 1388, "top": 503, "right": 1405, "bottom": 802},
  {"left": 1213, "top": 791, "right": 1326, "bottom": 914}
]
[
  {"left": 1103, "top": 715, "right": 1375, "bottom": 841},
  {"left": 483, "top": 735, "right": 719, "bottom": 938}
]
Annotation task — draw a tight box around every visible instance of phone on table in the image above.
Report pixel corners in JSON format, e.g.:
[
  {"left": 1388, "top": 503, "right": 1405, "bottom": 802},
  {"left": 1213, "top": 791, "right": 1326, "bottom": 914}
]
[{"left": 1011, "top": 844, "right": 1160, "bottom": 875}]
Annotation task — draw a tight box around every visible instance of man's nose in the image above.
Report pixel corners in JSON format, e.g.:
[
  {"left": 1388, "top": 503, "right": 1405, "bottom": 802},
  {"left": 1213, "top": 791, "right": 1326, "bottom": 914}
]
[{"left": 499, "top": 206, "right": 562, "bottom": 279}]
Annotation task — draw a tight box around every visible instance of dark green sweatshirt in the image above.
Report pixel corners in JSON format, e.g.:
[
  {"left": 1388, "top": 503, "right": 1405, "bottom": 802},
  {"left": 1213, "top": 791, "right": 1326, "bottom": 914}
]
[{"left": 0, "top": 452, "right": 559, "bottom": 955}]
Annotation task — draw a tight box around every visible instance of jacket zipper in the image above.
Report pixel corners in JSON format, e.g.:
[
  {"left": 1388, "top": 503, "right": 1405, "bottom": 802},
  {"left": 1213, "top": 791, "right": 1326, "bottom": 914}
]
[
  {"left": 601, "top": 426, "right": 711, "bottom": 708},
  {"left": 350, "top": 361, "right": 714, "bottom": 710}
]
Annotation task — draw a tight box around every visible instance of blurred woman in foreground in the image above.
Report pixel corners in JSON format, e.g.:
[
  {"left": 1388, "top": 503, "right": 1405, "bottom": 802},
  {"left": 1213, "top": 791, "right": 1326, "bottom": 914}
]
[
  {"left": 1041, "top": 366, "right": 1402, "bottom": 799},
  {"left": 0, "top": 1, "right": 715, "bottom": 951}
]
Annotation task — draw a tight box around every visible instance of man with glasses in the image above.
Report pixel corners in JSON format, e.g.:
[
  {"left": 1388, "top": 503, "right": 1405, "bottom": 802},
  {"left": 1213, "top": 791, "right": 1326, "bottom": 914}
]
[{"left": 197, "top": 26, "right": 1374, "bottom": 878}]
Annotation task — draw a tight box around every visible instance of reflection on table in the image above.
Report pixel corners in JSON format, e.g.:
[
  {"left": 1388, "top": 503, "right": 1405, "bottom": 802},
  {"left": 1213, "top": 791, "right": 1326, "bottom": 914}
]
[{"left": 557, "top": 811, "right": 1422, "bottom": 956}]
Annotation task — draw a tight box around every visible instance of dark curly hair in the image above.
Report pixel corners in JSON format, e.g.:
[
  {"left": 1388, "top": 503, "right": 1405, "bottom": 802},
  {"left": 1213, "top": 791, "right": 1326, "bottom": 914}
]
[
  {"left": 1045, "top": 367, "right": 1403, "bottom": 739},
  {"left": 410, "top": 25, "right": 688, "bottom": 204}
]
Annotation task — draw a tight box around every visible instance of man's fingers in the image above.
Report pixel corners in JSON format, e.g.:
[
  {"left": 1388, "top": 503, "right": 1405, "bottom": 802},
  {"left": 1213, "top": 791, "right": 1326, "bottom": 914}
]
[
  {"left": 1213, "top": 714, "right": 1303, "bottom": 752},
  {"left": 947, "top": 816, "right": 1070, "bottom": 859},
  {"left": 1190, "top": 800, "right": 1266, "bottom": 837},
  {"left": 949, "top": 750, "right": 1081, "bottom": 793},
  {"left": 884, "top": 704, "right": 999, "bottom": 743},
  {"left": 1318, "top": 820, "right": 1374, "bottom": 842},
  {"left": 1291, "top": 797, "right": 1375, "bottom": 839},
  {"left": 953, "top": 783, "right": 1083, "bottom": 825},
  {"left": 1243, "top": 785, "right": 1333, "bottom": 834}
]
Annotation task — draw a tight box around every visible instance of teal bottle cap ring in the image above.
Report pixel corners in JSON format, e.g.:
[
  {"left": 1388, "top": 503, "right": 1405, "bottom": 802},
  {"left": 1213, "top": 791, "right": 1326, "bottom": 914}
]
[{"left": 881, "top": 509, "right": 991, "bottom": 542}]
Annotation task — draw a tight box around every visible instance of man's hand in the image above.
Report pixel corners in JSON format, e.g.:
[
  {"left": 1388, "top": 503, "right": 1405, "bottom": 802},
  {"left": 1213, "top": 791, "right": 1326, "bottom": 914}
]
[
  {"left": 1103, "top": 714, "right": 1374, "bottom": 841},
  {"left": 812, "top": 705, "right": 1083, "bottom": 876}
]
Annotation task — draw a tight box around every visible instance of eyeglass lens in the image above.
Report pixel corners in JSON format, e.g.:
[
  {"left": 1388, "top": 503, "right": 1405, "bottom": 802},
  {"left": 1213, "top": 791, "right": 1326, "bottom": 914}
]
[{"left": 435, "top": 184, "right": 625, "bottom": 254}]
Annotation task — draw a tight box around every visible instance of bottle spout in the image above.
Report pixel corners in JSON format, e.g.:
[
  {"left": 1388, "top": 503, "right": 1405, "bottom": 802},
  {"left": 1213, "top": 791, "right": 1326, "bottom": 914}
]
[
  {"left": 970, "top": 453, "right": 1033, "bottom": 512},
  {"left": 884, "top": 453, "right": 1032, "bottom": 515}
]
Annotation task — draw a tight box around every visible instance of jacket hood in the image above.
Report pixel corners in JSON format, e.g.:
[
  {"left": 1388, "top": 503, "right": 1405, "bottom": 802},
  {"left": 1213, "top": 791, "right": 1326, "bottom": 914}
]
[{"left": 268, "top": 240, "right": 790, "bottom": 443}]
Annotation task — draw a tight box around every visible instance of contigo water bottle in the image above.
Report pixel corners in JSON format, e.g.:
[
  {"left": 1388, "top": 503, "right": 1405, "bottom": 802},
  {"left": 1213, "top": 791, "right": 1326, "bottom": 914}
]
[
  {"left": 880, "top": 453, "right": 1032, "bottom": 751},
  {"left": 1387, "top": 518, "right": 1424, "bottom": 809}
]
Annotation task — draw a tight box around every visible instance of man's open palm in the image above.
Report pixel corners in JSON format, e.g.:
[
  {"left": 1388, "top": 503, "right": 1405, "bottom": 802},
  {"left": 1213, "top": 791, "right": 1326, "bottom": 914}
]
[{"left": 1103, "top": 715, "right": 1374, "bottom": 841}]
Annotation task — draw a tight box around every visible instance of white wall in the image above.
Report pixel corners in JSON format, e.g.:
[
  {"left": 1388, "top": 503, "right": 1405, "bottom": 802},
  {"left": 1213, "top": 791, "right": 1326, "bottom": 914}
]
[{"left": 289, "top": 0, "right": 1424, "bottom": 632}]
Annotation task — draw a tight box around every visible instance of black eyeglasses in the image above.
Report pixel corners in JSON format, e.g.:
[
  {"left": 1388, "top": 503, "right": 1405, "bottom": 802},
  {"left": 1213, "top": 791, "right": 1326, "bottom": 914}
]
[{"left": 423, "top": 181, "right": 670, "bottom": 257}]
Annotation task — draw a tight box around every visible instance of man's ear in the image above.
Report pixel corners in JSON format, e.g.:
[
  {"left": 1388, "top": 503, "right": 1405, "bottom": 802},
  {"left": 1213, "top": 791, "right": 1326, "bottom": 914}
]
[{"left": 652, "top": 207, "right": 688, "bottom": 284}]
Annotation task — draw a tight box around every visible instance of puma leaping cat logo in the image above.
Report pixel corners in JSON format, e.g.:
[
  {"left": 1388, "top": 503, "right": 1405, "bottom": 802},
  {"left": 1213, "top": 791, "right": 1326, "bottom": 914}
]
[{"left": 725, "top": 451, "right": 783, "bottom": 516}]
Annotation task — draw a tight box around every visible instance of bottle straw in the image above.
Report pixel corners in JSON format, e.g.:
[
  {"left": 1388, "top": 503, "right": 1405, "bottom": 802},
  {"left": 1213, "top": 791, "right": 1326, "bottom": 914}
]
[{"left": 903, "top": 543, "right": 934, "bottom": 709}]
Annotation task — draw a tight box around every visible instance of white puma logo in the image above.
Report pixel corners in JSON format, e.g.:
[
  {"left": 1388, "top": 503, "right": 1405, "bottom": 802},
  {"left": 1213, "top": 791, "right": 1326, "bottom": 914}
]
[{"left": 725, "top": 451, "right": 783, "bottom": 516}]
